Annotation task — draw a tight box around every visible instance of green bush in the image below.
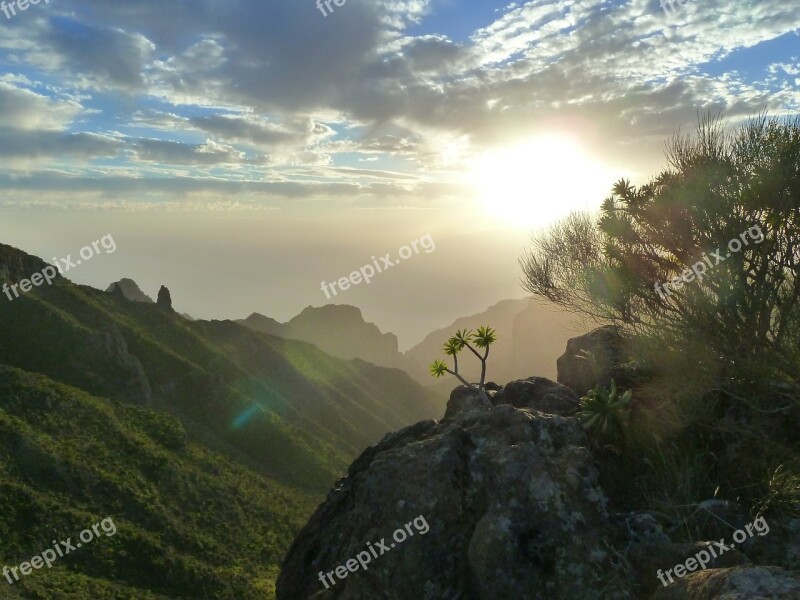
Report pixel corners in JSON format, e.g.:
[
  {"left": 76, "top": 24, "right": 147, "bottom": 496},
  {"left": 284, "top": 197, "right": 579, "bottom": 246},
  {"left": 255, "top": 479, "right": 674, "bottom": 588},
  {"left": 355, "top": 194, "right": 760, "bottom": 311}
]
[{"left": 577, "top": 380, "right": 631, "bottom": 447}]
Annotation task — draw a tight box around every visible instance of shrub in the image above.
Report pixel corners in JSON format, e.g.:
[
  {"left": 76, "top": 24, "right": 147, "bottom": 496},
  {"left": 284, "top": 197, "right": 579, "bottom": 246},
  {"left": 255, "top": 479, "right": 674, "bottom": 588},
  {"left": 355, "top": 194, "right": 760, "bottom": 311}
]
[{"left": 577, "top": 380, "right": 631, "bottom": 447}]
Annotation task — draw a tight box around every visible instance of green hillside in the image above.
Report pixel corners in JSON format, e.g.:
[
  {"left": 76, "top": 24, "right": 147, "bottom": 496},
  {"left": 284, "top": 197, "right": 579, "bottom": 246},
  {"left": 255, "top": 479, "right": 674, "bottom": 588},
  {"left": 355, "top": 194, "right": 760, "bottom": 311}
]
[
  {"left": 0, "top": 242, "right": 445, "bottom": 597},
  {"left": 0, "top": 244, "right": 443, "bottom": 492},
  {"left": 0, "top": 366, "right": 316, "bottom": 598}
]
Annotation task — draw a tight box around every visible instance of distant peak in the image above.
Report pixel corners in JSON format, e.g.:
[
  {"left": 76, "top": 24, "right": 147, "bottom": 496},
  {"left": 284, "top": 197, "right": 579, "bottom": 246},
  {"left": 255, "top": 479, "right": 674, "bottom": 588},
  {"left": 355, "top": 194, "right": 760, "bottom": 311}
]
[
  {"left": 157, "top": 285, "right": 173, "bottom": 311},
  {"left": 0, "top": 243, "right": 52, "bottom": 282},
  {"left": 106, "top": 278, "right": 154, "bottom": 303},
  {"left": 299, "top": 304, "right": 363, "bottom": 317}
]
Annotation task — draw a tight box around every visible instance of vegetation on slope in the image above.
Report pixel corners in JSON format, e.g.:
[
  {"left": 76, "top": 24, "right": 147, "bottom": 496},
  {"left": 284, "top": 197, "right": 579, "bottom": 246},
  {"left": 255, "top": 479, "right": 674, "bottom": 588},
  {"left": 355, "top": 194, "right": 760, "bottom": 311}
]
[
  {"left": 0, "top": 242, "right": 444, "bottom": 597},
  {"left": 0, "top": 366, "right": 316, "bottom": 599}
]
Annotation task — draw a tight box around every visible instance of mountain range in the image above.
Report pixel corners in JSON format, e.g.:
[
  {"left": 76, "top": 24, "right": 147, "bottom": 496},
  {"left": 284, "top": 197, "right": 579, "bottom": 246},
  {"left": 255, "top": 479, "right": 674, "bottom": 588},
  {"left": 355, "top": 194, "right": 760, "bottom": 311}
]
[
  {"left": 234, "top": 299, "right": 582, "bottom": 389},
  {"left": 237, "top": 304, "right": 409, "bottom": 373},
  {"left": 106, "top": 279, "right": 581, "bottom": 389},
  {"left": 0, "top": 260, "right": 583, "bottom": 598},
  {"left": 0, "top": 245, "right": 444, "bottom": 598}
]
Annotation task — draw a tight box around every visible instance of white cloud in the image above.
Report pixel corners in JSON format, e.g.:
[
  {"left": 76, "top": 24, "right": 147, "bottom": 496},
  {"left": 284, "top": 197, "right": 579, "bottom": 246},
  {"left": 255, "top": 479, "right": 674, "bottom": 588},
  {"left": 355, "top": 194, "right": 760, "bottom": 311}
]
[{"left": 0, "top": 0, "right": 796, "bottom": 207}]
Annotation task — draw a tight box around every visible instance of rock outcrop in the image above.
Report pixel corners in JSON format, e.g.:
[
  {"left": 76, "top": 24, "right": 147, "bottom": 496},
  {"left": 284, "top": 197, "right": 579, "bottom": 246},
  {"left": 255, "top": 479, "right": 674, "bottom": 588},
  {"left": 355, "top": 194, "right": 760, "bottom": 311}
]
[
  {"left": 238, "top": 305, "right": 411, "bottom": 372},
  {"left": 651, "top": 566, "right": 800, "bottom": 599},
  {"left": 276, "top": 378, "right": 800, "bottom": 599},
  {"left": 0, "top": 243, "right": 57, "bottom": 286},
  {"left": 493, "top": 376, "right": 580, "bottom": 416},
  {"left": 91, "top": 325, "right": 152, "bottom": 405},
  {"left": 105, "top": 278, "right": 154, "bottom": 303},
  {"left": 156, "top": 285, "right": 173, "bottom": 311},
  {"left": 277, "top": 380, "right": 623, "bottom": 599},
  {"left": 557, "top": 326, "right": 624, "bottom": 396}
]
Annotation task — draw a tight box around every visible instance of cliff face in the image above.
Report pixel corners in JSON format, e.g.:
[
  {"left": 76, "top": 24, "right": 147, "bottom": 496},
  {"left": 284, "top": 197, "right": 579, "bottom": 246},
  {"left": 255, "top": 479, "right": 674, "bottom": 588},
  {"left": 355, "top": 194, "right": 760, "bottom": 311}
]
[
  {"left": 105, "top": 278, "right": 154, "bottom": 303},
  {"left": 239, "top": 304, "right": 412, "bottom": 372},
  {"left": 284, "top": 305, "right": 404, "bottom": 368},
  {"left": 277, "top": 378, "right": 800, "bottom": 600},
  {"left": 277, "top": 378, "right": 622, "bottom": 599}
]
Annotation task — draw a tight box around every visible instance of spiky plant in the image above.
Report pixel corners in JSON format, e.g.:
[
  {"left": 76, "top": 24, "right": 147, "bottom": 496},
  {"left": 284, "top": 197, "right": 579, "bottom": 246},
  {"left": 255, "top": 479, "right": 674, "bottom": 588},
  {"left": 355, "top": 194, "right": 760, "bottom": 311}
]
[
  {"left": 430, "top": 326, "right": 497, "bottom": 405},
  {"left": 755, "top": 464, "right": 800, "bottom": 518},
  {"left": 577, "top": 380, "right": 632, "bottom": 445}
]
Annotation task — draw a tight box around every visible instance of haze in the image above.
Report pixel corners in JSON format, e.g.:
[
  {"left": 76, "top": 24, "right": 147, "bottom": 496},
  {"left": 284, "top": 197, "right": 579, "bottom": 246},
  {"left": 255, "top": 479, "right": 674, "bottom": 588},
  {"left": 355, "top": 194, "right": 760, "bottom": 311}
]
[{"left": 0, "top": 0, "right": 797, "bottom": 347}]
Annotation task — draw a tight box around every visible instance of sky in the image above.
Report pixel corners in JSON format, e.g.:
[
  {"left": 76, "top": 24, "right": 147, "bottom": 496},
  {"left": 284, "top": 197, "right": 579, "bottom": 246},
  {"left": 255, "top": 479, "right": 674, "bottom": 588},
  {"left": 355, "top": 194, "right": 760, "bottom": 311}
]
[{"left": 0, "top": 0, "right": 797, "bottom": 348}]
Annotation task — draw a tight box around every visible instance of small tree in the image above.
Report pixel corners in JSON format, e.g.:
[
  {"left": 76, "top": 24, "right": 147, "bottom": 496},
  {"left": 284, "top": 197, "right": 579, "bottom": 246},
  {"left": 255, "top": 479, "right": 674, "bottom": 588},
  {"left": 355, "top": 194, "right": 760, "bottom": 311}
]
[{"left": 430, "top": 326, "right": 497, "bottom": 405}]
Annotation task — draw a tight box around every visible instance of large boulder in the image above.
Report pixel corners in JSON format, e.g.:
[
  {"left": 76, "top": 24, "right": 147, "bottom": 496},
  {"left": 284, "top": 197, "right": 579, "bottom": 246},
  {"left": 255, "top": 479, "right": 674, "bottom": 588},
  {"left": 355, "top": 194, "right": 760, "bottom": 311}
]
[
  {"left": 493, "top": 376, "right": 580, "bottom": 416},
  {"left": 277, "top": 377, "right": 799, "bottom": 599},
  {"left": 557, "top": 326, "right": 624, "bottom": 396},
  {"left": 629, "top": 540, "right": 748, "bottom": 597},
  {"left": 442, "top": 385, "right": 493, "bottom": 420},
  {"left": 276, "top": 386, "right": 623, "bottom": 599},
  {"left": 442, "top": 377, "right": 579, "bottom": 421}
]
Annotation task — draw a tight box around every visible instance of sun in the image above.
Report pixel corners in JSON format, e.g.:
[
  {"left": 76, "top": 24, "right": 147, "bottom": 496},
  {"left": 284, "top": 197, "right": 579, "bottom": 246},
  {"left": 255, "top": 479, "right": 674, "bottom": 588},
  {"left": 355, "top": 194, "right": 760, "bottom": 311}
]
[{"left": 469, "top": 134, "right": 615, "bottom": 229}]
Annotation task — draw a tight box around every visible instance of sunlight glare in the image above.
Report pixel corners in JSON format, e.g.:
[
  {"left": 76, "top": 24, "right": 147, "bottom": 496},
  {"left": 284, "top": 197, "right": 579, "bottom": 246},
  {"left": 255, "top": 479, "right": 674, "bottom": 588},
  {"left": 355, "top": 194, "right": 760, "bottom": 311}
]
[{"left": 469, "top": 135, "right": 614, "bottom": 229}]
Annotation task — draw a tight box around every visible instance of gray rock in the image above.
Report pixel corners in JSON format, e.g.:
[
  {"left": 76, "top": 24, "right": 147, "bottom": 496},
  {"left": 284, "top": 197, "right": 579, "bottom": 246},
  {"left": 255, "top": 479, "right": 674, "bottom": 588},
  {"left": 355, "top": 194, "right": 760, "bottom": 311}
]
[
  {"left": 442, "top": 385, "right": 493, "bottom": 420},
  {"left": 493, "top": 376, "right": 581, "bottom": 416},
  {"left": 650, "top": 566, "right": 800, "bottom": 599},
  {"left": 156, "top": 285, "right": 173, "bottom": 311},
  {"left": 629, "top": 541, "right": 748, "bottom": 597},
  {"left": 105, "top": 278, "right": 154, "bottom": 303},
  {"left": 88, "top": 325, "right": 152, "bottom": 404},
  {"left": 276, "top": 400, "right": 621, "bottom": 599},
  {"left": 624, "top": 512, "right": 670, "bottom": 544},
  {"left": 557, "top": 326, "right": 623, "bottom": 396}
]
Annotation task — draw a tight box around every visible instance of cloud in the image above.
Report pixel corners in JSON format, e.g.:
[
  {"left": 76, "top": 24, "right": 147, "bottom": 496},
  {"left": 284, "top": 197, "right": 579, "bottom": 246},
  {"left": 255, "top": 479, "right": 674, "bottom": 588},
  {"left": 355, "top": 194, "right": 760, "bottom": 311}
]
[
  {"left": 0, "top": 0, "right": 796, "bottom": 207},
  {"left": 0, "top": 128, "right": 122, "bottom": 159},
  {"left": 132, "top": 138, "right": 255, "bottom": 165},
  {"left": 0, "top": 83, "right": 83, "bottom": 130},
  {"left": 46, "top": 24, "right": 155, "bottom": 89},
  {"left": 188, "top": 115, "right": 335, "bottom": 150},
  {"left": 0, "top": 169, "right": 463, "bottom": 208}
]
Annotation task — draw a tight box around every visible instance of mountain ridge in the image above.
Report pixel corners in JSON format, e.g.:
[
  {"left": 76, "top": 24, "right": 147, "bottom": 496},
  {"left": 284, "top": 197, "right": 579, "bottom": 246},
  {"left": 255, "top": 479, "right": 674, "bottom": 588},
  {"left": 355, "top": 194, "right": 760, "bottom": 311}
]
[
  {"left": 238, "top": 296, "right": 582, "bottom": 387},
  {"left": 238, "top": 304, "right": 412, "bottom": 373},
  {"left": 0, "top": 240, "right": 446, "bottom": 597},
  {"left": 106, "top": 278, "right": 154, "bottom": 303}
]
